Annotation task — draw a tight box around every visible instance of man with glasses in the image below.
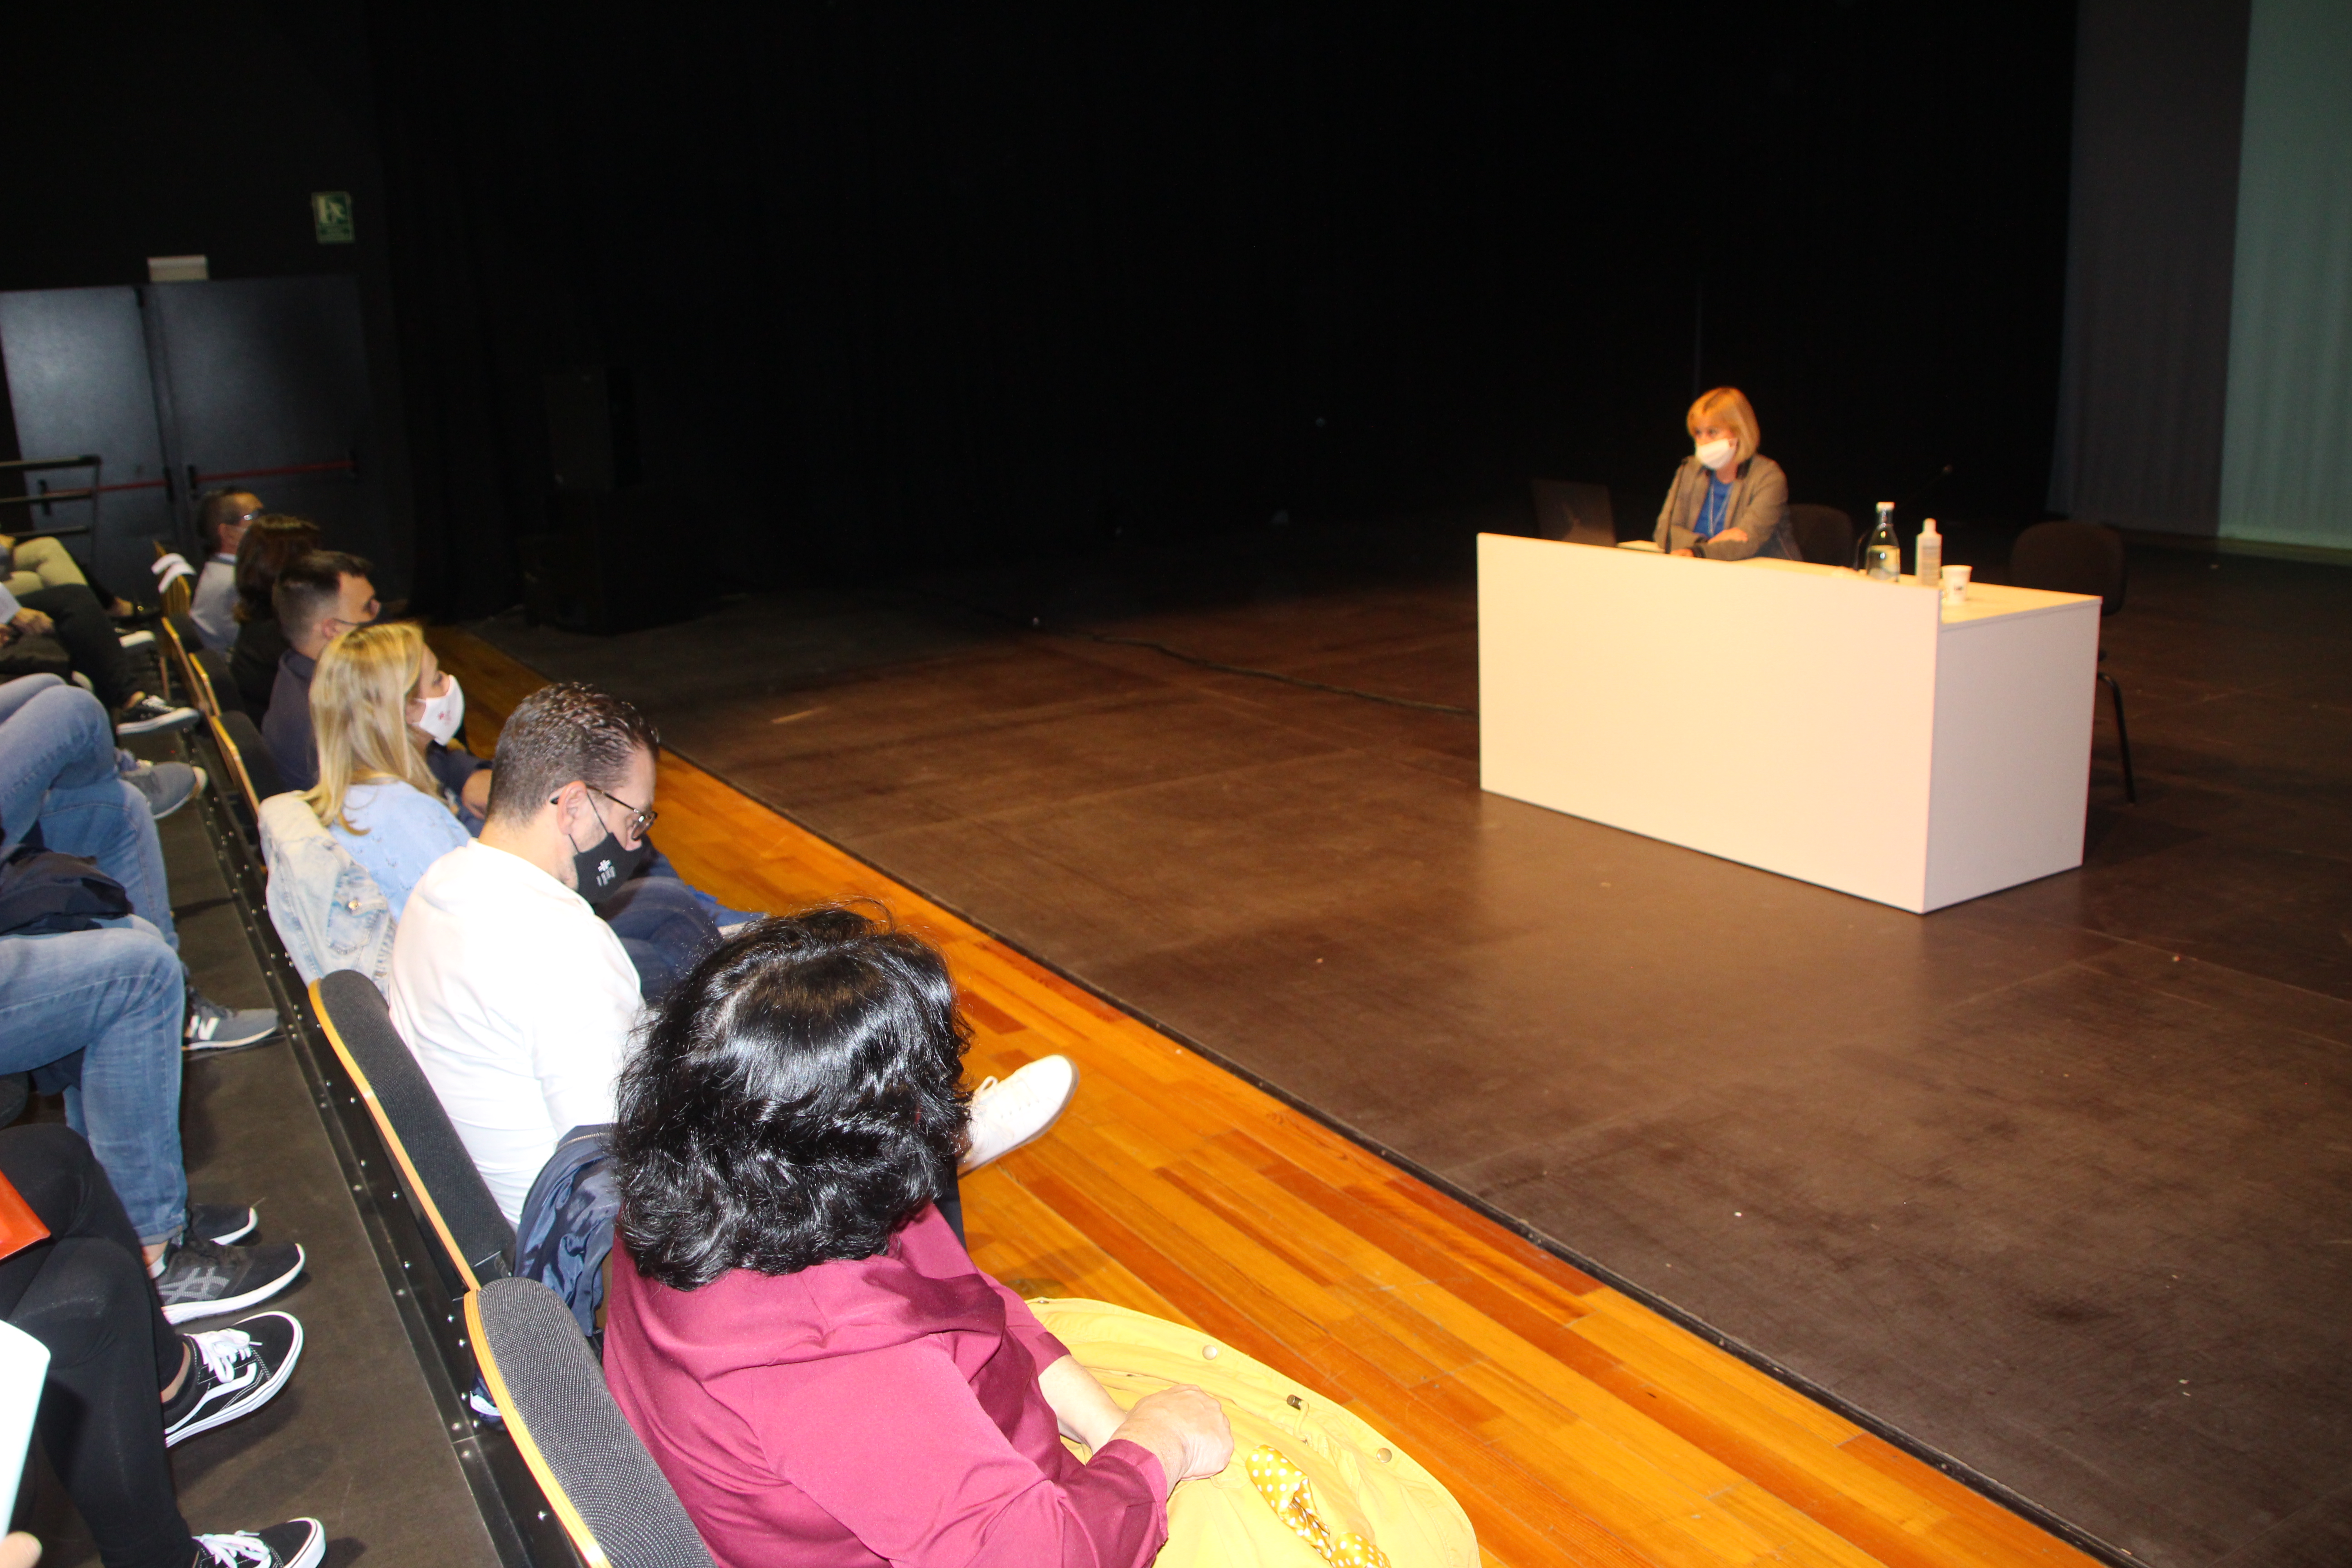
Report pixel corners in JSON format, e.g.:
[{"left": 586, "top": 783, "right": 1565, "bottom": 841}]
[
  {"left": 258, "top": 550, "right": 380, "bottom": 791},
  {"left": 389, "top": 682, "right": 667, "bottom": 1229},
  {"left": 185, "top": 489, "right": 261, "bottom": 652}
]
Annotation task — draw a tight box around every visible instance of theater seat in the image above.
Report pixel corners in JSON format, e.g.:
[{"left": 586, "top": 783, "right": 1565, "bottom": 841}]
[
  {"left": 467, "top": 1277, "right": 715, "bottom": 1568},
  {"left": 310, "top": 971, "right": 516, "bottom": 1293}
]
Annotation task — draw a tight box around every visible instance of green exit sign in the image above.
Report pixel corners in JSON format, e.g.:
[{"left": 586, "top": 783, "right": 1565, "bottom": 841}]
[{"left": 312, "top": 191, "right": 355, "bottom": 245}]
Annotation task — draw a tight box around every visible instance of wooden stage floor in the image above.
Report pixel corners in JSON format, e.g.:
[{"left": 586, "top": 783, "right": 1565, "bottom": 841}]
[{"left": 433, "top": 626, "right": 2098, "bottom": 1568}]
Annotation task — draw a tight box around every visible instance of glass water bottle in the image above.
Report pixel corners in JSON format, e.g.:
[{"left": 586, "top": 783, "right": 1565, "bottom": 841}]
[{"left": 1865, "top": 502, "right": 1900, "bottom": 581}]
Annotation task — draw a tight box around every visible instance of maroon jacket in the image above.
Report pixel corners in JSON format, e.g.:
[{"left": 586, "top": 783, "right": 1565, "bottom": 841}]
[{"left": 604, "top": 1204, "right": 1168, "bottom": 1567}]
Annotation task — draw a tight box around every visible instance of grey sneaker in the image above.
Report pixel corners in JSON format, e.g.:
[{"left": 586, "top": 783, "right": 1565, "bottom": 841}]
[
  {"left": 184, "top": 993, "right": 281, "bottom": 1054},
  {"left": 163, "top": 1312, "right": 303, "bottom": 1446},
  {"left": 118, "top": 628, "right": 157, "bottom": 651},
  {"left": 191, "top": 1519, "right": 324, "bottom": 1568},
  {"left": 125, "top": 761, "right": 205, "bottom": 819},
  {"left": 152, "top": 1237, "right": 306, "bottom": 1325},
  {"left": 114, "top": 693, "right": 199, "bottom": 736}
]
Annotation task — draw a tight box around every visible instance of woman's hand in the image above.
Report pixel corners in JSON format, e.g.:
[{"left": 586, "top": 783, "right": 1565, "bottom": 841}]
[
  {"left": 10, "top": 608, "right": 53, "bottom": 638},
  {"left": 1672, "top": 548, "right": 1694, "bottom": 558},
  {"left": 1716, "top": 527, "right": 1749, "bottom": 544},
  {"left": 1108, "top": 1384, "right": 1233, "bottom": 1493}
]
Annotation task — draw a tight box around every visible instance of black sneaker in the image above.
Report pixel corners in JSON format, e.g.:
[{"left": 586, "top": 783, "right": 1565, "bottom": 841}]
[
  {"left": 113, "top": 694, "right": 199, "bottom": 736},
  {"left": 191, "top": 1519, "right": 324, "bottom": 1568},
  {"left": 163, "top": 1312, "right": 304, "bottom": 1446},
  {"left": 189, "top": 1202, "right": 257, "bottom": 1245},
  {"left": 185, "top": 992, "right": 281, "bottom": 1054},
  {"left": 153, "top": 1237, "right": 306, "bottom": 1325}
]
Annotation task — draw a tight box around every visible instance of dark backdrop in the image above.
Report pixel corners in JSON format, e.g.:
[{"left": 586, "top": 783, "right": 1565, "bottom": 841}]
[{"left": 5, "top": 1, "right": 2077, "bottom": 617}]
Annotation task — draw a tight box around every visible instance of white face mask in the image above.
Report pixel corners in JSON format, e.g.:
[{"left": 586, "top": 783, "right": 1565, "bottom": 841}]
[
  {"left": 412, "top": 673, "right": 465, "bottom": 748},
  {"left": 1694, "top": 437, "right": 1736, "bottom": 471}
]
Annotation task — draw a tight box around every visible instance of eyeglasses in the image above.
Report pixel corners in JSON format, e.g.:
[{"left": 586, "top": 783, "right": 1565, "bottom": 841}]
[{"left": 587, "top": 784, "right": 659, "bottom": 843}]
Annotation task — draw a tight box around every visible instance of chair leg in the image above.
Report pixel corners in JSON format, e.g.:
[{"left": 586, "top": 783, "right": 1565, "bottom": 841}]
[{"left": 2097, "top": 670, "right": 2136, "bottom": 803}]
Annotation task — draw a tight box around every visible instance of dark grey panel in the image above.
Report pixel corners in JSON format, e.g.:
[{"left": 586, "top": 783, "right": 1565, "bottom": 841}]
[
  {"left": 149, "top": 275, "right": 393, "bottom": 594},
  {"left": 0, "top": 285, "right": 175, "bottom": 590},
  {"left": 2048, "top": 0, "right": 2253, "bottom": 534}
]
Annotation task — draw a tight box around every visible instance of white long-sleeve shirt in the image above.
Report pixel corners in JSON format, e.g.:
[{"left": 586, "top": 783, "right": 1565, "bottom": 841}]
[
  {"left": 189, "top": 556, "right": 239, "bottom": 651},
  {"left": 388, "top": 840, "right": 641, "bottom": 1225}
]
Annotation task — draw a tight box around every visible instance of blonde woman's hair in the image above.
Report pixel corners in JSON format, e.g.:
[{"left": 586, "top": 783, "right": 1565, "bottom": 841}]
[
  {"left": 301, "top": 621, "right": 453, "bottom": 833},
  {"left": 1686, "top": 387, "right": 1762, "bottom": 464}
]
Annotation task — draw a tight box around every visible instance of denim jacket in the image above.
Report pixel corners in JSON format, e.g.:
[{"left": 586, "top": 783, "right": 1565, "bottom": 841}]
[{"left": 259, "top": 793, "right": 396, "bottom": 993}]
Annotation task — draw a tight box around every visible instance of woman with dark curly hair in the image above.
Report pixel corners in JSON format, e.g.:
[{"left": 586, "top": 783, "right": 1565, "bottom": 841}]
[
  {"left": 603, "top": 906, "right": 1476, "bottom": 1568},
  {"left": 603, "top": 906, "right": 1230, "bottom": 1565}
]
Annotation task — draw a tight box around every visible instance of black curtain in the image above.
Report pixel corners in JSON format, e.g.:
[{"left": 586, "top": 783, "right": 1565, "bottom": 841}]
[
  {"left": 2048, "top": 0, "right": 2251, "bottom": 535},
  {"left": 363, "top": 1, "right": 2080, "bottom": 619}
]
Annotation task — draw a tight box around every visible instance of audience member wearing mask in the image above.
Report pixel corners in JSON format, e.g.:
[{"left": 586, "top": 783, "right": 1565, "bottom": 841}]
[
  {"left": 387, "top": 681, "right": 705, "bottom": 1228},
  {"left": 258, "top": 550, "right": 382, "bottom": 792},
  {"left": 227, "top": 514, "right": 323, "bottom": 714},
  {"left": 388, "top": 681, "right": 1076, "bottom": 1233},
  {"left": 298, "top": 622, "right": 474, "bottom": 917},
  {"left": 187, "top": 488, "right": 262, "bottom": 652},
  {"left": 259, "top": 553, "right": 497, "bottom": 818},
  {"left": 1651, "top": 386, "right": 1799, "bottom": 561}
]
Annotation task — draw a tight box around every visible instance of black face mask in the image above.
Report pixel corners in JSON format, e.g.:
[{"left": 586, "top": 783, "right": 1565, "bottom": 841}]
[{"left": 567, "top": 822, "right": 649, "bottom": 906}]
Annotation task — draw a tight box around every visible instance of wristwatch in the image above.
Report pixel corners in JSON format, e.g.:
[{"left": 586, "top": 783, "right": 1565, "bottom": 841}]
[{"left": 1690, "top": 540, "right": 1707, "bottom": 560}]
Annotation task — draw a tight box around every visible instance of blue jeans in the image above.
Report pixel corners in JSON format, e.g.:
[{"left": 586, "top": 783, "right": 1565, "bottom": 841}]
[
  {"left": 601, "top": 873, "right": 720, "bottom": 1004},
  {"left": 0, "top": 676, "right": 176, "bottom": 950},
  {"left": 0, "top": 917, "right": 187, "bottom": 1244}
]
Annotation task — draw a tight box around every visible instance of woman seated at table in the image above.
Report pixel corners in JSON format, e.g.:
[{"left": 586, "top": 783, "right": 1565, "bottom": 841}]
[
  {"left": 1653, "top": 386, "right": 1801, "bottom": 561},
  {"left": 300, "top": 621, "right": 721, "bottom": 997},
  {"left": 603, "top": 907, "right": 1476, "bottom": 1568}
]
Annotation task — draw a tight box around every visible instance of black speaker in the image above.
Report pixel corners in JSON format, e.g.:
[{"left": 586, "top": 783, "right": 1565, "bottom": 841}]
[
  {"left": 544, "top": 367, "right": 641, "bottom": 493},
  {"left": 518, "top": 488, "right": 691, "bottom": 635}
]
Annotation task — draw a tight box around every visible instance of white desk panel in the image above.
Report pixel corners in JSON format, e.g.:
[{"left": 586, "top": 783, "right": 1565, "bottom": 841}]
[{"left": 1477, "top": 534, "right": 2099, "bottom": 912}]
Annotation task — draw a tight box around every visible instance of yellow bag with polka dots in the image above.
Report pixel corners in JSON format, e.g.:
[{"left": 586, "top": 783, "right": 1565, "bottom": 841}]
[{"left": 1032, "top": 1299, "right": 1477, "bottom": 1568}]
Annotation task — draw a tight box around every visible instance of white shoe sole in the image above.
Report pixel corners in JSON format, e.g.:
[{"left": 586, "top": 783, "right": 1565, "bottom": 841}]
[
  {"left": 165, "top": 1313, "right": 304, "bottom": 1446},
  {"left": 162, "top": 1245, "right": 306, "bottom": 1325},
  {"left": 115, "top": 706, "right": 199, "bottom": 736},
  {"left": 146, "top": 766, "right": 207, "bottom": 821}
]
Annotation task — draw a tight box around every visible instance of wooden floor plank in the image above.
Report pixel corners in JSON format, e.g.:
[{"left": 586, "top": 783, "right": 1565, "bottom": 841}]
[{"left": 426, "top": 627, "right": 2110, "bottom": 1568}]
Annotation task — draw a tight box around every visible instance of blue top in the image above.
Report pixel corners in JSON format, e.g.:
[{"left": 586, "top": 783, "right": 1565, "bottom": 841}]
[
  {"left": 329, "top": 779, "right": 472, "bottom": 918},
  {"left": 1694, "top": 474, "right": 1734, "bottom": 539}
]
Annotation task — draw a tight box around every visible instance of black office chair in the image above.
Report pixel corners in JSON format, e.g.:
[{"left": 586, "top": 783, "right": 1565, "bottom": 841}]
[
  {"left": 1528, "top": 480, "right": 1618, "bottom": 547},
  {"left": 310, "top": 971, "right": 517, "bottom": 1293},
  {"left": 468, "top": 1278, "right": 715, "bottom": 1568},
  {"left": 1786, "top": 505, "right": 1857, "bottom": 567},
  {"left": 2009, "top": 520, "right": 2134, "bottom": 802}
]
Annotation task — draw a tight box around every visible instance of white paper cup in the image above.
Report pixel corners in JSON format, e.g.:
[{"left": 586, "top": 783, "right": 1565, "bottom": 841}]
[{"left": 1940, "top": 564, "right": 1971, "bottom": 605}]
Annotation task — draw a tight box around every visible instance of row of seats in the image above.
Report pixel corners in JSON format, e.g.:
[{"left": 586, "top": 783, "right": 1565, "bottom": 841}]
[{"left": 146, "top": 579, "right": 709, "bottom": 1568}]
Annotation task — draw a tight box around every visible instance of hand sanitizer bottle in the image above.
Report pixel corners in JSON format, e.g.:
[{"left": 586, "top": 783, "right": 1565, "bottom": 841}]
[
  {"left": 1865, "top": 503, "right": 1901, "bottom": 581},
  {"left": 1914, "top": 516, "right": 1941, "bottom": 591}
]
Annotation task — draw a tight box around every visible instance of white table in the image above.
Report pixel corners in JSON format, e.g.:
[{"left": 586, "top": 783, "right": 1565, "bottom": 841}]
[{"left": 1477, "top": 534, "right": 2102, "bottom": 913}]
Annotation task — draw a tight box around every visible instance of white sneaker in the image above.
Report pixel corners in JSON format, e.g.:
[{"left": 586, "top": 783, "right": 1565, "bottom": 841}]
[{"left": 960, "top": 1055, "right": 1078, "bottom": 1174}]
